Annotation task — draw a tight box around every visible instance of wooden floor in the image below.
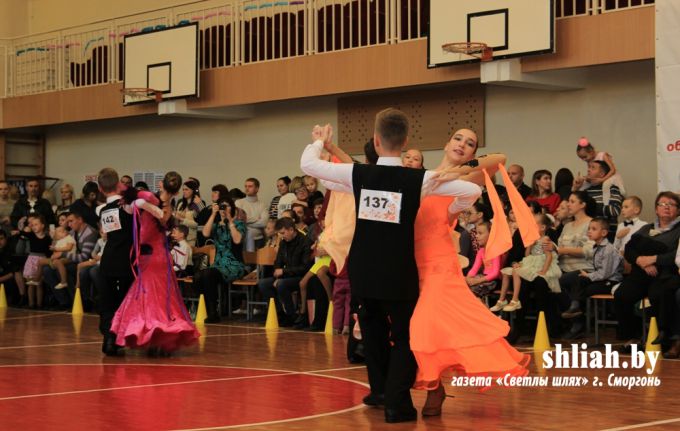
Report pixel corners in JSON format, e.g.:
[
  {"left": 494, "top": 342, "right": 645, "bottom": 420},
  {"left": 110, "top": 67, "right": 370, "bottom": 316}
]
[{"left": 1, "top": 307, "right": 680, "bottom": 430}]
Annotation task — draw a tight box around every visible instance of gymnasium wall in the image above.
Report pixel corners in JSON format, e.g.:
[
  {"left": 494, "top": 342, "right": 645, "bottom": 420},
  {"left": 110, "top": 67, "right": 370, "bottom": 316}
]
[
  {"left": 26, "top": 0, "right": 191, "bottom": 34},
  {"left": 45, "top": 60, "right": 657, "bottom": 219},
  {"left": 0, "top": 0, "right": 29, "bottom": 38}
]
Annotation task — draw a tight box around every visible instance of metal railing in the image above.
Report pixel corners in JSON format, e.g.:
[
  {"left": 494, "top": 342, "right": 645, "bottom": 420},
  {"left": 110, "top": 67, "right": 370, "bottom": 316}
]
[
  {"left": 0, "top": 0, "right": 655, "bottom": 98},
  {"left": 555, "top": 0, "right": 655, "bottom": 19},
  {"left": 0, "top": 43, "right": 7, "bottom": 98}
]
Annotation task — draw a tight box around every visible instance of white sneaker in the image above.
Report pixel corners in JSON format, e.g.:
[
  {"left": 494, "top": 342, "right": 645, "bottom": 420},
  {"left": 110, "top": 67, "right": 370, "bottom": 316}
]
[
  {"left": 252, "top": 308, "right": 262, "bottom": 316},
  {"left": 232, "top": 308, "right": 247, "bottom": 315},
  {"left": 502, "top": 300, "right": 522, "bottom": 312},
  {"left": 489, "top": 300, "right": 508, "bottom": 312},
  {"left": 54, "top": 282, "right": 68, "bottom": 290}
]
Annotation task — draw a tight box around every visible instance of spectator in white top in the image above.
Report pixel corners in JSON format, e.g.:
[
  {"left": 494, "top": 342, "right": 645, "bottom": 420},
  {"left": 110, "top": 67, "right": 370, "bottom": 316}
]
[
  {"left": 235, "top": 178, "right": 269, "bottom": 252},
  {"left": 171, "top": 225, "right": 192, "bottom": 275}
]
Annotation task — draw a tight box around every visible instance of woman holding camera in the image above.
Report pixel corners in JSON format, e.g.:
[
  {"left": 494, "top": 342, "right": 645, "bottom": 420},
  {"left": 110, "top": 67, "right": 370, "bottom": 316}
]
[{"left": 194, "top": 197, "right": 247, "bottom": 322}]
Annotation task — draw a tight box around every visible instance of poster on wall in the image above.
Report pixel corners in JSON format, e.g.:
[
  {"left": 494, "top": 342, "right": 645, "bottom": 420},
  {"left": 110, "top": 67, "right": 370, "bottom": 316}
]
[
  {"left": 7, "top": 179, "right": 26, "bottom": 197},
  {"left": 84, "top": 174, "right": 98, "bottom": 183},
  {"left": 133, "top": 172, "right": 165, "bottom": 193},
  {"left": 656, "top": 2, "right": 680, "bottom": 194}
]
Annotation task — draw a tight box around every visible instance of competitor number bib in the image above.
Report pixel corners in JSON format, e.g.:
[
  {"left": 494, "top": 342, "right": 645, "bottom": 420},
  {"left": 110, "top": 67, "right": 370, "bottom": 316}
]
[
  {"left": 358, "top": 189, "right": 402, "bottom": 224},
  {"left": 101, "top": 208, "right": 122, "bottom": 233}
]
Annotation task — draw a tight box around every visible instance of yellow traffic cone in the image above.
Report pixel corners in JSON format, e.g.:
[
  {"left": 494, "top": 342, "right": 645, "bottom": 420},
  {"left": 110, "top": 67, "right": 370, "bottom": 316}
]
[
  {"left": 0, "top": 307, "right": 6, "bottom": 330},
  {"left": 197, "top": 324, "right": 207, "bottom": 352},
  {"left": 195, "top": 294, "right": 207, "bottom": 325},
  {"left": 325, "top": 333, "right": 334, "bottom": 358},
  {"left": 645, "top": 317, "right": 661, "bottom": 353},
  {"left": 324, "top": 302, "right": 335, "bottom": 335},
  {"left": 533, "top": 311, "right": 551, "bottom": 352},
  {"left": 265, "top": 298, "right": 279, "bottom": 330},
  {"left": 266, "top": 330, "right": 278, "bottom": 359},
  {"left": 0, "top": 283, "right": 7, "bottom": 309},
  {"left": 72, "top": 313, "right": 83, "bottom": 338},
  {"left": 71, "top": 288, "right": 84, "bottom": 315},
  {"left": 534, "top": 351, "right": 547, "bottom": 375}
]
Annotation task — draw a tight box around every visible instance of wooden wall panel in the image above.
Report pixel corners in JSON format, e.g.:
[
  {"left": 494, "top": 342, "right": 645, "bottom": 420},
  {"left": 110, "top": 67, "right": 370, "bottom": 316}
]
[
  {"left": 0, "top": 133, "right": 5, "bottom": 180},
  {"left": 338, "top": 85, "right": 484, "bottom": 154}
]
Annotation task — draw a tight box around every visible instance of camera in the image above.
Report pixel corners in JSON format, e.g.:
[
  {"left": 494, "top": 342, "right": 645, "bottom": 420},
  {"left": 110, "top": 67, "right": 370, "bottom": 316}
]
[{"left": 219, "top": 203, "right": 229, "bottom": 210}]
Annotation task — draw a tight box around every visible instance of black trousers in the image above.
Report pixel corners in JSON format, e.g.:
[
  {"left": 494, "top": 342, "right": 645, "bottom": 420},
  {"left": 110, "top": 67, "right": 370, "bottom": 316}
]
[
  {"left": 99, "top": 275, "right": 133, "bottom": 336},
  {"left": 194, "top": 267, "right": 223, "bottom": 310},
  {"left": 307, "top": 275, "right": 330, "bottom": 328},
  {"left": 647, "top": 275, "right": 680, "bottom": 335},
  {"left": 517, "top": 278, "right": 563, "bottom": 337},
  {"left": 356, "top": 296, "right": 418, "bottom": 411},
  {"left": 613, "top": 271, "right": 656, "bottom": 340},
  {"left": 565, "top": 275, "right": 617, "bottom": 303}
]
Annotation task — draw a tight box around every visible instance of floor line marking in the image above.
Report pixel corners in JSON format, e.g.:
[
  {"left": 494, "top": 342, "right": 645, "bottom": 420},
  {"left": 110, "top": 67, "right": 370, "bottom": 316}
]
[
  {"left": 0, "top": 372, "right": 294, "bottom": 401},
  {"left": 600, "top": 417, "right": 680, "bottom": 430},
  {"left": 0, "top": 364, "right": 368, "bottom": 403}
]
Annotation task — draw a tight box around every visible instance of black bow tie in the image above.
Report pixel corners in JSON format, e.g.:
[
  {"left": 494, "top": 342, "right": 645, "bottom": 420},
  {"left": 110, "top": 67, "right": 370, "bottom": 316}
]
[{"left": 623, "top": 220, "right": 634, "bottom": 227}]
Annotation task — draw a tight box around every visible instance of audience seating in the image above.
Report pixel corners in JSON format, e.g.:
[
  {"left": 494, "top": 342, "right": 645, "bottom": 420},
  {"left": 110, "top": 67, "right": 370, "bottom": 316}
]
[{"left": 228, "top": 247, "right": 277, "bottom": 320}]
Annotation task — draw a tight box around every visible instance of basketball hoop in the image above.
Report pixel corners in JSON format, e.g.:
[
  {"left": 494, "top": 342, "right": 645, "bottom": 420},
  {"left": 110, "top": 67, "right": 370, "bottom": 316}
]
[
  {"left": 442, "top": 42, "right": 493, "bottom": 62},
  {"left": 121, "top": 87, "right": 164, "bottom": 104}
]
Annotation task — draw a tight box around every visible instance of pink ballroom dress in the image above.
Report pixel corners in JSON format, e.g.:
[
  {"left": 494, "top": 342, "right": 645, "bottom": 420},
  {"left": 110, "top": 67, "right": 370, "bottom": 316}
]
[{"left": 111, "top": 191, "right": 199, "bottom": 352}]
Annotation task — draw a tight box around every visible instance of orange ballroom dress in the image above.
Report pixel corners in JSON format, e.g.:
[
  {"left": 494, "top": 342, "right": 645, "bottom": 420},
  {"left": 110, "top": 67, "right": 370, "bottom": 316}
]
[{"left": 410, "top": 196, "right": 529, "bottom": 389}]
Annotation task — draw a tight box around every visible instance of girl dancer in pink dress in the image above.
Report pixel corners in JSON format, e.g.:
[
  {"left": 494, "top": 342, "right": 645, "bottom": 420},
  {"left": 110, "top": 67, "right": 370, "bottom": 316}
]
[{"left": 111, "top": 174, "right": 199, "bottom": 353}]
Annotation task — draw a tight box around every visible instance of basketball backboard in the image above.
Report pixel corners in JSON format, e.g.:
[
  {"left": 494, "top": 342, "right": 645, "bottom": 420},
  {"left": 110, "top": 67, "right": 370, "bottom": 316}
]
[
  {"left": 123, "top": 23, "right": 199, "bottom": 105},
  {"left": 428, "top": 0, "right": 554, "bottom": 68}
]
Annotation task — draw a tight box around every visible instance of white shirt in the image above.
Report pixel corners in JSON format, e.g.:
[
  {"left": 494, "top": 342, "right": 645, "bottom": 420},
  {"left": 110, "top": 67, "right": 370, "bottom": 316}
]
[
  {"left": 613, "top": 217, "right": 647, "bottom": 253},
  {"left": 171, "top": 239, "right": 192, "bottom": 270},
  {"left": 301, "top": 140, "right": 481, "bottom": 214},
  {"left": 235, "top": 196, "right": 268, "bottom": 240}
]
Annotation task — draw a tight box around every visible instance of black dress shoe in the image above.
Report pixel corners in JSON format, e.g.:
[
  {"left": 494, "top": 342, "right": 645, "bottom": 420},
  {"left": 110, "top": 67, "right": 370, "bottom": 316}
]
[
  {"left": 385, "top": 407, "right": 417, "bottom": 423},
  {"left": 293, "top": 313, "right": 308, "bottom": 325},
  {"left": 204, "top": 315, "right": 221, "bottom": 324},
  {"left": 304, "top": 325, "right": 324, "bottom": 332},
  {"left": 101, "top": 334, "right": 122, "bottom": 357},
  {"left": 362, "top": 393, "right": 385, "bottom": 407}
]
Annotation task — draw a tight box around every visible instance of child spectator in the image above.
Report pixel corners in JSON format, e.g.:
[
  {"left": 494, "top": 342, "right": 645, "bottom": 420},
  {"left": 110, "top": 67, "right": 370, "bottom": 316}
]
[
  {"left": 20, "top": 215, "right": 52, "bottom": 308},
  {"left": 613, "top": 196, "right": 646, "bottom": 254},
  {"left": 303, "top": 175, "right": 324, "bottom": 203},
  {"left": 170, "top": 224, "right": 192, "bottom": 276},
  {"left": 575, "top": 137, "right": 626, "bottom": 201},
  {"left": 402, "top": 148, "right": 424, "bottom": 169},
  {"left": 561, "top": 218, "right": 623, "bottom": 338},
  {"left": 38, "top": 225, "right": 76, "bottom": 290},
  {"left": 264, "top": 218, "right": 280, "bottom": 248},
  {"left": 331, "top": 261, "right": 351, "bottom": 335},
  {"left": 465, "top": 222, "right": 501, "bottom": 298},
  {"left": 491, "top": 214, "right": 561, "bottom": 312},
  {"left": 463, "top": 201, "right": 490, "bottom": 257},
  {"left": 288, "top": 205, "right": 309, "bottom": 234},
  {"left": 295, "top": 215, "right": 331, "bottom": 329}
]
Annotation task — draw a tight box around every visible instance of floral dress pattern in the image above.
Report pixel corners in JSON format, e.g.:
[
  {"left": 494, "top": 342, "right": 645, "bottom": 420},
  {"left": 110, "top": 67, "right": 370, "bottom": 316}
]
[{"left": 211, "top": 220, "right": 247, "bottom": 282}]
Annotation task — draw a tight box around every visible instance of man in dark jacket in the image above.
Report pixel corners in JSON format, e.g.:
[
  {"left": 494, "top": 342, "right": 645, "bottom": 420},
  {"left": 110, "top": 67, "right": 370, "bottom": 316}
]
[
  {"left": 257, "top": 217, "right": 311, "bottom": 326},
  {"left": 10, "top": 178, "right": 56, "bottom": 229}
]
